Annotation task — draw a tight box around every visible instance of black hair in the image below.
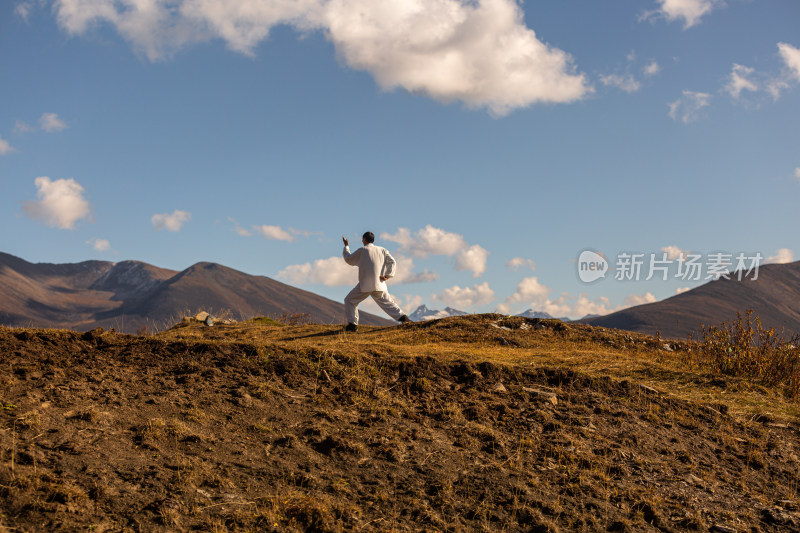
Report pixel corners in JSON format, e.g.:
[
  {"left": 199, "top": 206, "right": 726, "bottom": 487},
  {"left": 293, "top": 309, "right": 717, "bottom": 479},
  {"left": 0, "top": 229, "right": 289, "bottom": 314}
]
[{"left": 362, "top": 231, "right": 375, "bottom": 244}]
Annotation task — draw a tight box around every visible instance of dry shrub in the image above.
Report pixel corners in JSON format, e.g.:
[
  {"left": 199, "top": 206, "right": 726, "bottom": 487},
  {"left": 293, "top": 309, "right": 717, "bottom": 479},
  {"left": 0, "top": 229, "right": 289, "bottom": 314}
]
[{"left": 694, "top": 310, "right": 800, "bottom": 397}]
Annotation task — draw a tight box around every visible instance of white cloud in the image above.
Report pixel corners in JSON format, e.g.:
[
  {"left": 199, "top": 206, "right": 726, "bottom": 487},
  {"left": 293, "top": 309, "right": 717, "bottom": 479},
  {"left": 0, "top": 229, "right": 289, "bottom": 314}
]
[
  {"left": 433, "top": 282, "right": 494, "bottom": 309},
  {"left": 505, "top": 276, "right": 550, "bottom": 306},
  {"left": 725, "top": 64, "right": 758, "bottom": 99},
  {"left": 15, "top": 1, "right": 33, "bottom": 21},
  {"left": 278, "top": 256, "right": 356, "bottom": 287},
  {"left": 151, "top": 210, "right": 190, "bottom": 232},
  {"left": 600, "top": 73, "right": 641, "bottom": 93},
  {"left": 13, "top": 120, "right": 34, "bottom": 134},
  {"left": 382, "top": 225, "right": 466, "bottom": 258},
  {"left": 87, "top": 238, "right": 111, "bottom": 251},
  {"left": 668, "top": 90, "right": 711, "bottom": 123},
  {"left": 676, "top": 287, "right": 690, "bottom": 295},
  {"left": 253, "top": 224, "right": 294, "bottom": 242},
  {"left": 0, "top": 137, "right": 14, "bottom": 156},
  {"left": 623, "top": 292, "right": 657, "bottom": 307},
  {"left": 503, "top": 276, "right": 661, "bottom": 319},
  {"left": 643, "top": 60, "right": 661, "bottom": 76},
  {"left": 23, "top": 177, "right": 91, "bottom": 229},
  {"left": 53, "top": 0, "right": 589, "bottom": 115},
  {"left": 288, "top": 227, "right": 321, "bottom": 239},
  {"left": 227, "top": 217, "right": 252, "bottom": 236},
  {"left": 778, "top": 42, "right": 800, "bottom": 83},
  {"left": 400, "top": 270, "right": 440, "bottom": 284},
  {"left": 795, "top": 167, "right": 800, "bottom": 180},
  {"left": 381, "top": 225, "right": 489, "bottom": 277},
  {"left": 455, "top": 244, "right": 489, "bottom": 277},
  {"left": 765, "top": 248, "right": 794, "bottom": 265},
  {"left": 506, "top": 257, "right": 536, "bottom": 271},
  {"left": 645, "top": 0, "right": 719, "bottom": 29},
  {"left": 39, "top": 112, "right": 67, "bottom": 132},
  {"left": 661, "top": 245, "right": 688, "bottom": 260}
]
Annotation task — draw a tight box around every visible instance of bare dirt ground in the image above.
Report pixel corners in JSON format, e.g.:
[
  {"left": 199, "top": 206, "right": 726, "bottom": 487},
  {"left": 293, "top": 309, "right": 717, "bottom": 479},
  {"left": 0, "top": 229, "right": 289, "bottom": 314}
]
[{"left": 1, "top": 315, "right": 799, "bottom": 532}]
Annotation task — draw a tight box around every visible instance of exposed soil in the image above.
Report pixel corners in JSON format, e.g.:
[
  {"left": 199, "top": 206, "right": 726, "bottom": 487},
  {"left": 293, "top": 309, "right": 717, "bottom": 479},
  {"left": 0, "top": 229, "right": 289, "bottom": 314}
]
[{"left": 1, "top": 320, "right": 799, "bottom": 532}]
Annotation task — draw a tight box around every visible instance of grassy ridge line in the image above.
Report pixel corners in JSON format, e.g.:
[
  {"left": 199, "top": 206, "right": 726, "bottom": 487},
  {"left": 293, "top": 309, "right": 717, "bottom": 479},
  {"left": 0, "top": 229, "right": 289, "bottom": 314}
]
[{"left": 163, "top": 314, "right": 800, "bottom": 421}]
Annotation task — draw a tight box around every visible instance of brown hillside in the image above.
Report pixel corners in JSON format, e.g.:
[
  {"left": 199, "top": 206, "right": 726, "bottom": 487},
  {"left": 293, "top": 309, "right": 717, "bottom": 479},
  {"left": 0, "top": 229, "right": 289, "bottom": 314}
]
[
  {"left": 0, "top": 252, "right": 392, "bottom": 332},
  {"left": 2, "top": 315, "right": 799, "bottom": 532},
  {"left": 586, "top": 261, "right": 800, "bottom": 339}
]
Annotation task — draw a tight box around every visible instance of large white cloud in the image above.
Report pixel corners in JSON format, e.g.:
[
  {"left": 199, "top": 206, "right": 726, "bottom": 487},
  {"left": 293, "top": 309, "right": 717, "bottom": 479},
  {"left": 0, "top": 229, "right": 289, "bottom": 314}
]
[
  {"left": 151, "top": 210, "right": 191, "bottom": 231},
  {"left": 278, "top": 251, "right": 437, "bottom": 287},
  {"left": 54, "top": 0, "right": 589, "bottom": 115},
  {"left": 381, "top": 225, "right": 489, "bottom": 277},
  {"left": 24, "top": 177, "right": 91, "bottom": 229},
  {"left": 433, "top": 281, "right": 494, "bottom": 309},
  {"left": 455, "top": 244, "right": 489, "bottom": 277},
  {"left": 278, "top": 256, "right": 357, "bottom": 286}
]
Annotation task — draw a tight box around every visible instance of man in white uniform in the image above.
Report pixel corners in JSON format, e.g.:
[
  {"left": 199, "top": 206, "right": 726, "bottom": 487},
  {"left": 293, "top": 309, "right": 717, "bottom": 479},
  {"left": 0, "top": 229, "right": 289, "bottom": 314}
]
[{"left": 342, "top": 231, "right": 411, "bottom": 331}]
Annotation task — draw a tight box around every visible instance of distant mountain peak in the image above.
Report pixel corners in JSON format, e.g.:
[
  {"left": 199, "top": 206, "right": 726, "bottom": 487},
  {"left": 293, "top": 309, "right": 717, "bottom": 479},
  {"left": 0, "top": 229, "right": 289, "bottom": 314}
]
[{"left": 409, "top": 305, "right": 469, "bottom": 322}]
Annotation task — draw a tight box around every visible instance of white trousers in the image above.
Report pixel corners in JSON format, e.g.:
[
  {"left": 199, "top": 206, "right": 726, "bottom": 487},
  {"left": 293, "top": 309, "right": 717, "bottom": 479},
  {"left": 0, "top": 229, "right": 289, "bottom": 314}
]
[{"left": 344, "top": 285, "right": 405, "bottom": 324}]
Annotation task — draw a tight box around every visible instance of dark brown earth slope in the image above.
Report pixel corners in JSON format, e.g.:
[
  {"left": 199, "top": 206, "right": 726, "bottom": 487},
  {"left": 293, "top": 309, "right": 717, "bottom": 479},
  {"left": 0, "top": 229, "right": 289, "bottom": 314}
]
[
  {"left": 585, "top": 261, "right": 800, "bottom": 339},
  {"left": 0, "top": 252, "right": 392, "bottom": 332},
  {"left": 1, "top": 316, "right": 799, "bottom": 532}
]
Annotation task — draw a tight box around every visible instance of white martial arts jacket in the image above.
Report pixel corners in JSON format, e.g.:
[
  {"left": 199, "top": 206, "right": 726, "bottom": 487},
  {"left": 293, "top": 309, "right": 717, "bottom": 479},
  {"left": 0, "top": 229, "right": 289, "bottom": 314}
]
[{"left": 343, "top": 243, "right": 397, "bottom": 292}]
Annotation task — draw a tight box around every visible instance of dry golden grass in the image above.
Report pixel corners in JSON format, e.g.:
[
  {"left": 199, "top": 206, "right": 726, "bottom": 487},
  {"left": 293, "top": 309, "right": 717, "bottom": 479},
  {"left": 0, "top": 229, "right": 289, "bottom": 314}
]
[{"left": 157, "top": 313, "right": 800, "bottom": 422}]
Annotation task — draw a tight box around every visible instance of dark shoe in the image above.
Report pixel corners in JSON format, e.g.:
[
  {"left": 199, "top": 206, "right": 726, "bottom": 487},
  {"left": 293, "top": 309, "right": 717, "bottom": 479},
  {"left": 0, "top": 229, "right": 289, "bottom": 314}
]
[
  {"left": 344, "top": 323, "right": 357, "bottom": 332},
  {"left": 398, "top": 315, "right": 412, "bottom": 324}
]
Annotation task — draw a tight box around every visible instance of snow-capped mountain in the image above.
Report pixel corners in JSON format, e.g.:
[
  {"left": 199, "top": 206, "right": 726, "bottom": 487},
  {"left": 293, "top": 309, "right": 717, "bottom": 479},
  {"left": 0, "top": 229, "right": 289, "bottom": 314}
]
[
  {"left": 516, "top": 309, "right": 571, "bottom": 321},
  {"left": 408, "top": 305, "right": 469, "bottom": 322}
]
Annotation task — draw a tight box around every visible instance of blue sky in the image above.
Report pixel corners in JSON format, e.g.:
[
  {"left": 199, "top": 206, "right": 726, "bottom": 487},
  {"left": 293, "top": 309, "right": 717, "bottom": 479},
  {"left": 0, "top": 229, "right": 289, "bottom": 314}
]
[{"left": 1, "top": 0, "right": 799, "bottom": 319}]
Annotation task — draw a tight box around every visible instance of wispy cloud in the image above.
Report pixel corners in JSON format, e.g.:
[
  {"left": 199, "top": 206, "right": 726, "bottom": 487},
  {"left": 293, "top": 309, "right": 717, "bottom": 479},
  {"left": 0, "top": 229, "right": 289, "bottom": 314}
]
[
  {"left": 87, "top": 238, "right": 111, "bottom": 251},
  {"left": 39, "top": 112, "right": 67, "bottom": 132},
  {"left": 253, "top": 224, "right": 294, "bottom": 242},
  {"left": 13, "top": 120, "right": 34, "bottom": 134},
  {"left": 151, "top": 210, "right": 190, "bottom": 232},
  {"left": 0, "top": 137, "right": 14, "bottom": 156},
  {"left": 668, "top": 90, "right": 711, "bottom": 123},
  {"left": 643, "top": 60, "right": 661, "bottom": 76},
  {"left": 53, "top": 0, "right": 590, "bottom": 115},
  {"left": 24, "top": 177, "right": 91, "bottom": 229},
  {"left": 506, "top": 257, "right": 536, "bottom": 271},
  {"left": 600, "top": 73, "right": 641, "bottom": 93},
  {"left": 725, "top": 64, "right": 759, "bottom": 99}
]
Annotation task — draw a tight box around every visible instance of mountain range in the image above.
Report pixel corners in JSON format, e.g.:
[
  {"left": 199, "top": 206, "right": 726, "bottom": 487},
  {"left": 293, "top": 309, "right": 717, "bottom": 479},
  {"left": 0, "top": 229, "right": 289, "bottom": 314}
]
[
  {"left": 408, "top": 305, "right": 469, "bottom": 322},
  {"left": 583, "top": 260, "right": 800, "bottom": 339},
  {"left": 0, "top": 252, "right": 392, "bottom": 332}
]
